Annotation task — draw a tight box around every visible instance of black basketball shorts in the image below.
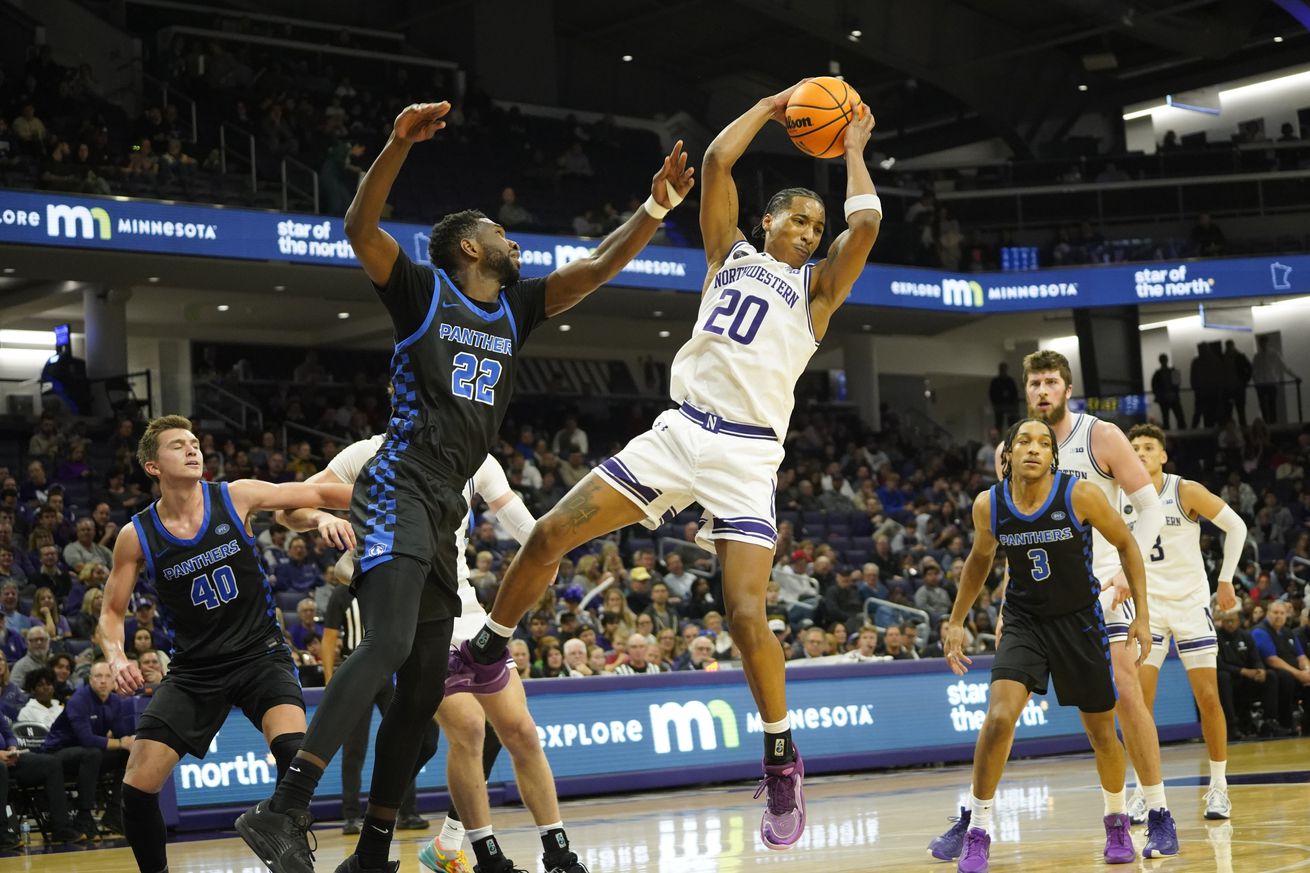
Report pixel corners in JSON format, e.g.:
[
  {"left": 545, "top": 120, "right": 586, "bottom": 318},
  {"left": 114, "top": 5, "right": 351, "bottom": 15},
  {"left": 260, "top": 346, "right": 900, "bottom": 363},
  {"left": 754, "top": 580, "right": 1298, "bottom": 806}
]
[
  {"left": 991, "top": 602, "right": 1118, "bottom": 713},
  {"left": 135, "top": 644, "right": 305, "bottom": 759}
]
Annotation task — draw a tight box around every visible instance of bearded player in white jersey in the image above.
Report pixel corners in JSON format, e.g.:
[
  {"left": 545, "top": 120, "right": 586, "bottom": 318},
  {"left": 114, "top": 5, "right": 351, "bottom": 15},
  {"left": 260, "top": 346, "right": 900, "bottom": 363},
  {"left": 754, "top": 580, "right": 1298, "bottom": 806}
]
[
  {"left": 1123, "top": 423, "right": 1246, "bottom": 822},
  {"left": 276, "top": 437, "right": 588, "bottom": 873},
  {"left": 451, "top": 80, "right": 880, "bottom": 850}
]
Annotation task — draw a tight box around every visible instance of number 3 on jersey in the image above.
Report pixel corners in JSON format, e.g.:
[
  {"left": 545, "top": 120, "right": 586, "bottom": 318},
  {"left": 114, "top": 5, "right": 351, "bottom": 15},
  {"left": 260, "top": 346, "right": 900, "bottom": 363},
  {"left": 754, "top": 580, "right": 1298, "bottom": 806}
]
[
  {"left": 1027, "top": 548, "right": 1051, "bottom": 582},
  {"left": 703, "top": 287, "right": 769, "bottom": 345},
  {"left": 451, "top": 352, "right": 503, "bottom": 405},
  {"left": 190, "top": 565, "right": 238, "bottom": 610}
]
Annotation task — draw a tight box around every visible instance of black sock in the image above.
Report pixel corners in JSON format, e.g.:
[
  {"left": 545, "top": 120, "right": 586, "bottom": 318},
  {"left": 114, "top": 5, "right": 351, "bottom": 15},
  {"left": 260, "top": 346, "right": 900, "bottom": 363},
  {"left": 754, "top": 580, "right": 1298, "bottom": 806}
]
[
  {"left": 269, "top": 755, "right": 324, "bottom": 813},
  {"left": 354, "top": 813, "right": 395, "bottom": 869},
  {"left": 471, "top": 830, "right": 507, "bottom": 869},
  {"left": 764, "top": 729, "right": 795, "bottom": 765},
  {"left": 123, "top": 784, "right": 169, "bottom": 873},
  {"left": 269, "top": 732, "right": 305, "bottom": 783},
  {"left": 470, "top": 625, "right": 509, "bottom": 665},
  {"left": 542, "top": 826, "right": 573, "bottom": 862}
]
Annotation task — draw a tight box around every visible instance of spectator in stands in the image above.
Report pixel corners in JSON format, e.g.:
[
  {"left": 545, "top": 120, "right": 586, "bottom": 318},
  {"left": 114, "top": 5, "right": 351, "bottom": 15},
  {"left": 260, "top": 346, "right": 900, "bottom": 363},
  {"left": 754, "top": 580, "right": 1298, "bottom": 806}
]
[
  {"left": 17, "top": 666, "right": 61, "bottom": 727},
  {"left": 0, "top": 547, "right": 25, "bottom": 591},
  {"left": 557, "top": 141, "right": 593, "bottom": 178},
  {"left": 41, "top": 661, "right": 131, "bottom": 834},
  {"left": 126, "top": 137, "right": 159, "bottom": 176},
  {"left": 0, "top": 707, "right": 89, "bottom": 843},
  {"left": 10, "top": 625, "right": 52, "bottom": 689},
  {"left": 1216, "top": 608, "right": 1279, "bottom": 737},
  {"left": 989, "top": 363, "right": 1020, "bottom": 430},
  {"left": 822, "top": 567, "right": 864, "bottom": 625},
  {"left": 1221, "top": 339, "right": 1253, "bottom": 427},
  {"left": 160, "top": 137, "right": 197, "bottom": 183},
  {"left": 122, "top": 597, "right": 166, "bottom": 653},
  {"left": 1190, "top": 211, "right": 1226, "bottom": 256},
  {"left": 1252, "top": 335, "right": 1300, "bottom": 424},
  {"left": 69, "top": 588, "right": 103, "bottom": 642},
  {"left": 49, "top": 652, "right": 75, "bottom": 703},
  {"left": 273, "top": 536, "right": 323, "bottom": 594},
  {"left": 497, "top": 186, "right": 536, "bottom": 229},
  {"left": 260, "top": 103, "right": 299, "bottom": 158},
  {"left": 62, "top": 560, "right": 106, "bottom": 617},
  {"left": 571, "top": 208, "right": 603, "bottom": 236},
  {"left": 27, "top": 415, "right": 64, "bottom": 463},
  {"left": 63, "top": 517, "right": 112, "bottom": 575},
  {"left": 261, "top": 526, "right": 290, "bottom": 572},
  {"left": 71, "top": 142, "right": 112, "bottom": 195},
  {"left": 509, "top": 639, "right": 532, "bottom": 680},
  {"left": 559, "top": 449, "right": 589, "bottom": 488},
  {"left": 262, "top": 452, "right": 294, "bottom": 484},
  {"left": 681, "top": 577, "right": 721, "bottom": 622},
  {"left": 644, "top": 580, "right": 680, "bottom": 632},
  {"left": 586, "top": 644, "right": 609, "bottom": 674},
  {"left": 0, "top": 657, "right": 25, "bottom": 717},
  {"left": 1220, "top": 471, "right": 1257, "bottom": 518},
  {"left": 613, "top": 632, "right": 662, "bottom": 675},
  {"left": 877, "top": 624, "right": 912, "bottom": 660},
  {"left": 41, "top": 140, "right": 82, "bottom": 191},
  {"left": 0, "top": 583, "right": 30, "bottom": 634},
  {"left": 20, "top": 461, "right": 49, "bottom": 506},
  {"left": 843, "top": 625, "right": 881, "bottom": 661},
  {"left": 1252, "top": 600, "right": 1310, "bottom": 732},
  {"left": 1151, "top": 353, "right": 1186, "bottom": 430},
  {"left": 55, "top": 444, "right": 92, "bottom": 483},
  {"left": 12, "top": 103, "right": 47, "bottom": 156},
  {"left": 675, "top": 634, "right": 717, "bottom": 671},
  {"left": 289, "top": 598, "right": 321, "bottom": 650},
  {"left": 28, "top": 587, "right": 70, "bottom": 642},
  {"left": 552, "top": 416, "right": 590, "bottom": 456},
  {"left": 913, "top": 563, "right": 952, "bottom": 619},
  {"left": 560, "top": 638, "right": 593, "bottom": 676},
  {"left": 659, "top": 553, "right": 695, "bottom": 602},
  {"left": 797, "top": 627, "right": 829, "bottom": 660},
  {"left": 0, "top": 118, "right": 13, "bottom": 167},
  {"left": 288, "top": 441, "right": 317, "bottom": 480}
]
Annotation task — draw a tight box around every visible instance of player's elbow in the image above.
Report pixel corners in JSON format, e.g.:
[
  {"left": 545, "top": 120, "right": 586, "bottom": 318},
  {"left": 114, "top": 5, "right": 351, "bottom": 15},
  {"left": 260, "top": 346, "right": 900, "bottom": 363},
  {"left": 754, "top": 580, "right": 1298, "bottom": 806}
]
[{"left": 343, "top": 208, "right": 373, "bottom": 240}]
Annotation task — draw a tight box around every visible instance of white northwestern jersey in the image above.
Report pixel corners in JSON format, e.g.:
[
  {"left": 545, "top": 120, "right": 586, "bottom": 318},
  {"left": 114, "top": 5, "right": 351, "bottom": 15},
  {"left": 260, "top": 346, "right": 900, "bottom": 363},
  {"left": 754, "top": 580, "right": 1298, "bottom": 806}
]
[
  {"left": 330, "top": 438, "right": 513, "bottom": 641},
  {"left": 1055, "top": 412, "right": 1122, "bottom": 580},
  {"left": 670, "top": 240, "right": 819, "bottom": 438},
  {"left": 1123, "top": 474, "right": 1206, "bottom": 601}
]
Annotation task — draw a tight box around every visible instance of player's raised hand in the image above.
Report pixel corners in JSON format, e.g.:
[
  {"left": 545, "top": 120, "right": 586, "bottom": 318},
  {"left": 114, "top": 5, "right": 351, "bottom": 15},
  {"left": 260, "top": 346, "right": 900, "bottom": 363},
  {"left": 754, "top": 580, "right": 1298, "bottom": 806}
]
[
  {"left": 1215, "top": 580, "right": 1238, "bottom": 612},
  {"left": 112, "top": 655, "right": 145, "bottom": 695},
  {"left": 317, "top": 514, "right": 356, "bottom": 552},
  {"left": 943, "top": 622, "right": 972, "bottom": 676},
  {"left": 766, "top": 79, "right": 815, "bottom": 125},
  {"left": 843, "top": 104, "right": 875, "bottom": 154},
  {"left": 1127, "top": 617, "right": 1152, "bottom": 667},
  {"left": 393, "top": 102, "right": 451, "bottom": 143},
  {"left": 651, "top": 140, "right": 695, "bottom": 208}
]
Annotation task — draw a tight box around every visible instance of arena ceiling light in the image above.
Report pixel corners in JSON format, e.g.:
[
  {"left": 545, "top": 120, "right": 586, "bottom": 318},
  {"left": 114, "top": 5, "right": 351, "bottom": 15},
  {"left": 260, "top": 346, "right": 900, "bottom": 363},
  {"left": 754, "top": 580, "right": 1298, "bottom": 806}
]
[
  {"left": 558, "top": 324, "right": 571, "bottom": 332},
  {"left": 658, "top": 330, "right": 670, "bottom": 338},
  {"left": 621, "top": 54, "right": 633, "bottom": 62},
  {"left": 847, "top": 29, "right": 862, "bottom": 42},
  {"left": 1, "top": 268, "right": 13, "bottom": 275},
  {"left": 147, "top": 276, "right": 160, "bottom": 283},
  {"left": 1275, "top": 36, "right": 1285, "bottom": 43},
  {"left": 273, "top": 284, "right": 286, "bottom": 291},
  {"left": 1122, "top": 105, "right": 1165, "bottom": 121},
  {"left": 337, "top": 311, "right": 350, "bottom": 319},
  {"left": 1078, "top": 84, "right": 1089, "bottom": 92},
  {"left": 216, "top": 304, "right": 230, "bottom": 312}
]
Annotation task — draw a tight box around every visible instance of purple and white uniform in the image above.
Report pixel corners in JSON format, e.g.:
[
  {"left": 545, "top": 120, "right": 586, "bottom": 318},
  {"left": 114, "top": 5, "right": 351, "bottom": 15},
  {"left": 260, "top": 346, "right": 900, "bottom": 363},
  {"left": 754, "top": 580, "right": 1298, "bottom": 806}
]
[{"left": 597, "top": 240, "right": 818, "bottom": 550}]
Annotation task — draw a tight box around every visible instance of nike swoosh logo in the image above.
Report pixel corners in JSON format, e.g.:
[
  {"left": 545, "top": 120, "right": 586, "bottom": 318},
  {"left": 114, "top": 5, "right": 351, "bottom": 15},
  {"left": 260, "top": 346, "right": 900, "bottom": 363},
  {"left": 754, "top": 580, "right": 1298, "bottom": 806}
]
[
  {"left": 440, "top": 301, "right": 461, "bottom": 309},
  {"left": 371, "top": 825, "right": 389, "bottom": 834}
]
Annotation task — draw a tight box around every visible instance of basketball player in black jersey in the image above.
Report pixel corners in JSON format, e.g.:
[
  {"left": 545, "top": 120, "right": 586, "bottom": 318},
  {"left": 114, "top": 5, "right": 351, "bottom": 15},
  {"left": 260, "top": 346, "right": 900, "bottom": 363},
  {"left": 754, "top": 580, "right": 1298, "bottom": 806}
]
[
  {"left": 929, "top": 419, "right": 1151, "bottom": 873},
  {"left": 100, "top": 416, "right": 353, "bottom": 873},
  {"left": 238, "top": 100, "right": 694, "bottom": 873}
]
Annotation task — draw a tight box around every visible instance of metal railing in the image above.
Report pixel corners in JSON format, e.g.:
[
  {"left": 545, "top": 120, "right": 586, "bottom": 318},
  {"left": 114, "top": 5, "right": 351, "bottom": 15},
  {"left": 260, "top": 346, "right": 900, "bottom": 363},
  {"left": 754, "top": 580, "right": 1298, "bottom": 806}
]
[
  {"left": 863, "top": 597, "right": 930, "bottom": 632},
  {"left": 141, "top": 72, "right": 198, "bottom": 143},
  {"left": 279, "top": 420, "right": 339, "bottom": 452},
  {"left": 218, "top": 122, "right": 257, "bottom": 194},
  {"left": 193, "top": 378, "right": 263, "bottom": 432},
  {"left": 281, "top": 157, "right": 320, "bottom": 214},
  {"left": 655, "top": 537, "right": 717, "bottom": 579}
]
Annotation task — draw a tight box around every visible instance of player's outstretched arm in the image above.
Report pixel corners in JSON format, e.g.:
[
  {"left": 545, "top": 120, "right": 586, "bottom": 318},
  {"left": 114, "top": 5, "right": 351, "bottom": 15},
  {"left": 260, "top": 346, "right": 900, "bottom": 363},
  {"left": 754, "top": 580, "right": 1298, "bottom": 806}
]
[
  {"left": 1092, "top": 421, "right": 1164, "bottom": 556},
  {"left": 101, "top": 523, "right": 145, "bottom": 695},
  {"left": 809, "top": 106, "right": 880, "bottom": 339},
  {"left": 228, "top": 479, "right": 355, "bottom": 550},
  {"left": 944, "top": 492, "right": 1000, "bottom": 675},
  {"left": 700, "top": 81, "right": 809, "bottom": 270},
  {"left": 543, "top": 140, "right": 694, "bottom": 317},
  {"left": 272, "top": 468, "right": 354, "bottom": 549},
  {"left": 1074, "top": 480, "right": 1151, "bottom": 665},
  {"left": 473, "top": 455, "right": 537, "bottom": 545},
  {"left": 1180, "top": 479, "right": 1248, "bottom": 611},
  {"left": 345, "top": 101, "right": 451, "bottom": 286}
]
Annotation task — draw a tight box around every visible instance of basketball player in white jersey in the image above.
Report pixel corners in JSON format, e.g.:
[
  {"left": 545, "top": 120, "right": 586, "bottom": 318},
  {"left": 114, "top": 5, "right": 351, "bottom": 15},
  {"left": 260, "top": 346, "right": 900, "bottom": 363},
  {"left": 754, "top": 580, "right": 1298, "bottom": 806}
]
[
  {"left": 1124, "top": 424, "right": 1246, "bottom": 822},
  {"left": 1016, "top": 350, "right": 1177, "bottom": 856},
  {"left": 454, "top": 80, "right": 881, "bottom": 850},
  {"left": 275, "top": 438, "right": 589, "bottom": 873}
]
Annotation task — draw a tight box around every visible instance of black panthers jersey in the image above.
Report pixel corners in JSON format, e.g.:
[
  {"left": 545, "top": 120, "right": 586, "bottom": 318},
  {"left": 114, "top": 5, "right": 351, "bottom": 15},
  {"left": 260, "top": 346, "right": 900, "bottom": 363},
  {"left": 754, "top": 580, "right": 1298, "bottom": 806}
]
[
  {"left": 373, "top": 249, "right": 547, "bottom": 486},
  {"left": 132, "top": 482, "right": 280, "bottom": 670},
  {"left": 991, "top": 471, "right": 1098, "bottom": 617}
]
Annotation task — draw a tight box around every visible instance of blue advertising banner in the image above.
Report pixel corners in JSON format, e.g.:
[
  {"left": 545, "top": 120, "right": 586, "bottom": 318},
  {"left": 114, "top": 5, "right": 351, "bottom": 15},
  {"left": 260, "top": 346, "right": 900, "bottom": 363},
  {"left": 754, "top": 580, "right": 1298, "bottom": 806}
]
[
  {"left": 3, "top": 189, "right": 1301, "bottom": 312},
  {"left": 162, "top": 656, "right": 1198, "bottom": 821}
]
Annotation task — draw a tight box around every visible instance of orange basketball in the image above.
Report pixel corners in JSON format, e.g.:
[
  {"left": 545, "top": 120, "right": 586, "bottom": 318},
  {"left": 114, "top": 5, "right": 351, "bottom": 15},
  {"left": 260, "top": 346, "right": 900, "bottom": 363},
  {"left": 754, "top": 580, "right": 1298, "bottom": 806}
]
[{"left": 785, "top": 77, "right": 863, "bottom": 159}]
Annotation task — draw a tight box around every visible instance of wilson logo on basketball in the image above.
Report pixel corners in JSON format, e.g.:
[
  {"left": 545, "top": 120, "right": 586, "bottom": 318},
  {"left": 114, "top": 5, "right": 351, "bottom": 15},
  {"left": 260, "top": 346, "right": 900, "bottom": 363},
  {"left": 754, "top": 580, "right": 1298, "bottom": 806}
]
[{"left": 785, "top": 116, "right": 812, "bottom": 130}]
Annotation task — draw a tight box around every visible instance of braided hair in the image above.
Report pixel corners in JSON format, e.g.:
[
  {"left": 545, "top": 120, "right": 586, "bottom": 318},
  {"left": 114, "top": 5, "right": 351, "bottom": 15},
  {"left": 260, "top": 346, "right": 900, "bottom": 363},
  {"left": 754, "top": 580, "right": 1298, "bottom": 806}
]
[{"left": 1000, "top": 418, "right": 1060, "bottom": 481}]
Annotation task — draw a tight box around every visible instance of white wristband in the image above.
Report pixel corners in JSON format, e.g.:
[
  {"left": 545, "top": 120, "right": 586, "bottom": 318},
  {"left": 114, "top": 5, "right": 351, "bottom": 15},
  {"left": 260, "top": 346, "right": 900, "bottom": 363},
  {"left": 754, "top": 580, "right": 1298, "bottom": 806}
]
[
  {"left": 643, "top": 181, "right": 685, "bottom": 220},
  {"left": 844, "top": 194, "right": 883, "bottom": 221}
]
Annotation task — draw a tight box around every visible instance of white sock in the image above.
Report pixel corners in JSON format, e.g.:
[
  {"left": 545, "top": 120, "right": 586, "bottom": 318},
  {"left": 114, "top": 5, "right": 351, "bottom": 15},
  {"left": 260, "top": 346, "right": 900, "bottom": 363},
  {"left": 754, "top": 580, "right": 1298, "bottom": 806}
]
[
  {"left": 761, "top": 715, "right": 790, "bottom": 733},
  {"left": 537, "top": 820, "right": 563, "bottom": 837},
  {"left": 1103, "top": 788, "right": 1126, "bottom": 816},
  {"left": 1142, "top": 782, "right": 1167, "bottom": 812},
  {"left": 485, "top": 619, "right": 514, "bottom": 638},
  {"left": 467, "top": 825, "right": 494, "bottom": 841},
  {"left": 439, "top": 816, "right": 466, "bottom": 851},
  {"left": 1210, "top": 760, "right": 1227, "bottom": 788},
  {"left": 969, "top": 793, "right": 994, "bottom": 834}
]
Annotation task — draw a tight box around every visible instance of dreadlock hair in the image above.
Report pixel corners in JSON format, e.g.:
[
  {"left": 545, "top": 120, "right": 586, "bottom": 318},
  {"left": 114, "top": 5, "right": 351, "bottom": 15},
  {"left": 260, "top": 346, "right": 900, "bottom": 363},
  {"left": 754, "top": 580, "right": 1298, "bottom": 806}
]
[
  {"left": 427, "top": 209, "right": 489, "bottom": 274},
  {"left": 1000, "top": 417, "right": 1061, "bottom": 481},
  {"left": 753, "top": 186, "right": 823, "bottom": 241}
]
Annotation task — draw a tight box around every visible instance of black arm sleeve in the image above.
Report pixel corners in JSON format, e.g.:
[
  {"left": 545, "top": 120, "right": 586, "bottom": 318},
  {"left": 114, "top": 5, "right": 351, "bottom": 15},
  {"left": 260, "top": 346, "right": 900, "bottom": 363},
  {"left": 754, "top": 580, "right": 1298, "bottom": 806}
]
[
  {"left": 373, "top": 248, "right": 437, "bottom": 343},
  {"left": 502, "top": 277, "right": 548, "bottom": 347}
]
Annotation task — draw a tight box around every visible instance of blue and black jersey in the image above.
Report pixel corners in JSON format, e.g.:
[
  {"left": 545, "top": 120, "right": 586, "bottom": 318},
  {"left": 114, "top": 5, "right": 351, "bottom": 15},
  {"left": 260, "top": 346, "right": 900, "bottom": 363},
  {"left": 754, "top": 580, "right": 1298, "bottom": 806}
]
[{"left": 991, "top": 471, "right": 1098, "bottom": 617}]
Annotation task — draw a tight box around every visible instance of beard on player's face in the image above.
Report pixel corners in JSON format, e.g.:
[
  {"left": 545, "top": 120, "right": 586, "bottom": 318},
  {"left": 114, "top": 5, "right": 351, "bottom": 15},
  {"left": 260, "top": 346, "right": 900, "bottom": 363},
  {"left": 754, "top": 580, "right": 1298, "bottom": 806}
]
[
  {"left": 484, "top": 247, "right": 520, "bottom": 285},
  {"left": 1028, "top": 393, "right": 1068, "bottom": 425}
]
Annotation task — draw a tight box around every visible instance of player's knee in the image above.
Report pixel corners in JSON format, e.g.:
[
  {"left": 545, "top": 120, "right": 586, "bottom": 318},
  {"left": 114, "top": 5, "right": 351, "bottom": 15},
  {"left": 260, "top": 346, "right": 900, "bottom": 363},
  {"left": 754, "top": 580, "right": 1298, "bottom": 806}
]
[
  {"left": 361, "top": 626, "right": 416, "bottom": 671},
  {"left": 980, "top": 706, "right": 1020, "bottom": 742},
  {"left": 442, "top": 707, "right": 486, "bottom": 749},
  {"left": 497, "top": 715, "right": 542, "bottom": 755},
  {"left": 525, "top": 516, "right": 576, "bottom": 562}
]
